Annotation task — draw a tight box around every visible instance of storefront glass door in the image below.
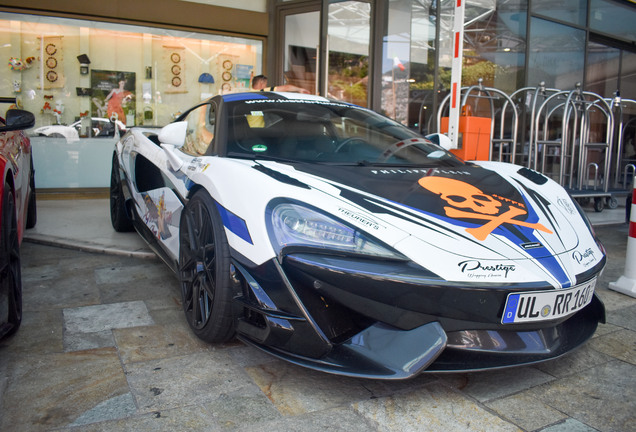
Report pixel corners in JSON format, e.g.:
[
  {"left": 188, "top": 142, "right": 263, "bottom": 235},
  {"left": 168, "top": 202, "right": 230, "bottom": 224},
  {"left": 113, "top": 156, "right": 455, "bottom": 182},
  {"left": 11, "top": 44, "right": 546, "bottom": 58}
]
[
  {"left": 283, "top": 11, "right": 320, "bottom": 94},
  {"left": 325, "top": 1, "right": 371, "bottom": 107}
]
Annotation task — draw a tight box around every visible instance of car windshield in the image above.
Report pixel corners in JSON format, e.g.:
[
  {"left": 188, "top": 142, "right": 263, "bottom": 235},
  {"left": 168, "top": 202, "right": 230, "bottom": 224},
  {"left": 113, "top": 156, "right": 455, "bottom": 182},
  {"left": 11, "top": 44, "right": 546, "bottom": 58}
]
[{"left": 225, "top": 98, "right": 462, "bottom": 167}]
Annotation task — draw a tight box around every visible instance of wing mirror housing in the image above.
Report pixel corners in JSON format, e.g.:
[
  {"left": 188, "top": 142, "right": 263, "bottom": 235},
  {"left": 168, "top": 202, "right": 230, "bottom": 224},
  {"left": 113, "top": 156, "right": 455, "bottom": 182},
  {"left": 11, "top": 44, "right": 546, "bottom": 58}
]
[
  {"left": 158, "top": 121, "right": 187, "bottom": 147},
  {"left": 0, "top": 109, "right": 35, "bottom": 132},
  {"left": 425, "top": 133, "right": 452, "bottom": 151}
]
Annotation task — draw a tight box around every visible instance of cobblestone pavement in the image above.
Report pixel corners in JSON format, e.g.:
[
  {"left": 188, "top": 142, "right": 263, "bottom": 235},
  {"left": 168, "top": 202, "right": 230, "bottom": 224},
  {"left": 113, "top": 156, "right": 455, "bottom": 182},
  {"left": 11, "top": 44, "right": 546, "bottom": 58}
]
[{"left": 0, "top": 202, "right": 634, "bottom": 431}]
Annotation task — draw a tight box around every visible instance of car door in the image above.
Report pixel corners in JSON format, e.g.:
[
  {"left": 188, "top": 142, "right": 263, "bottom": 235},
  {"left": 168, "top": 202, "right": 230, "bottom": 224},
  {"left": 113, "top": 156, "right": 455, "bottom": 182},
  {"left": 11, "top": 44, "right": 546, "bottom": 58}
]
[{"left": 122, "top": 102, "right": 217, "bottom": 263}]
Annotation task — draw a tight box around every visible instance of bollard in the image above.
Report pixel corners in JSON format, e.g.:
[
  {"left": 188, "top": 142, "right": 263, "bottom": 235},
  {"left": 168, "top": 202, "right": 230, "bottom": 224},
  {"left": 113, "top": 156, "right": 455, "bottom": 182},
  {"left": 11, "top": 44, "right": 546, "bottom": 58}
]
[{"left": 609, "top": 181, "right": 636, "bottom": 297}]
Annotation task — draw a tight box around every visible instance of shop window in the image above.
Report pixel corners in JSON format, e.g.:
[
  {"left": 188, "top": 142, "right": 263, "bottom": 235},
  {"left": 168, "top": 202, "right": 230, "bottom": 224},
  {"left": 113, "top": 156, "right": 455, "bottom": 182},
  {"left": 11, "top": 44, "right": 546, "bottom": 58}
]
[
  {"left": 394, "top": 0, "right": 527, "bottom": 131},
  {"left": 0, "top": 12, "right": 262, "bottom": 189}
]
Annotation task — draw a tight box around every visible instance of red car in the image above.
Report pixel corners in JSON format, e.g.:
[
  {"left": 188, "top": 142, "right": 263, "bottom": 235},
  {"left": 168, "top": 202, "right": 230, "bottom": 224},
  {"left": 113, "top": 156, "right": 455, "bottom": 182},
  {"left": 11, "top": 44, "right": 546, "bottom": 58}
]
[{"left": 1, "top": 108, "right": 36, "bottom": 339}]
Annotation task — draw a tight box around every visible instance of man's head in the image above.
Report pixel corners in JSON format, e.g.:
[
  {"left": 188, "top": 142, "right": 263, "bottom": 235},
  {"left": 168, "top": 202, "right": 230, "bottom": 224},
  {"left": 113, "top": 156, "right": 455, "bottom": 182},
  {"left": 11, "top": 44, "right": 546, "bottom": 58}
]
[{"left": 252, "top": 74, "right": 268, "bottom": 90}]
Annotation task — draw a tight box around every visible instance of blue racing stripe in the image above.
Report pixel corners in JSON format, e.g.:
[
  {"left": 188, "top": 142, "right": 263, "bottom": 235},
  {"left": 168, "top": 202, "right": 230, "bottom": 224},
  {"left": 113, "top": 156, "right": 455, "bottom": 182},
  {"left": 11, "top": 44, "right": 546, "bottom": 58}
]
[
  {"left": 514, "top": 191, "right": 572, "bottom": 287},
  {"left": 215, "top": 202, "right": 253, "bottom": 244},
  {"left": 222, "top": 93, "right": 267, "bottom": 102}
]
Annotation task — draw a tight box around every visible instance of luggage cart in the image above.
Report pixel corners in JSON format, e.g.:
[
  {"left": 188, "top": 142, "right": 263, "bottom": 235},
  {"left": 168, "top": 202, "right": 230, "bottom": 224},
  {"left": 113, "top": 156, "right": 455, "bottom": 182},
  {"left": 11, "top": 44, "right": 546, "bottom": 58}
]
[
  {"left": 507, "top": 82, "right": 561, "bottom": 167},
  {"left": 605, "top": 94, "right": 636, "bottom": 209},
  {"left": 532, "top": 85, "right": 622, "bottom": 211},
  {"left": 436, "top": 79, "right": 519, "bottom": 163}
]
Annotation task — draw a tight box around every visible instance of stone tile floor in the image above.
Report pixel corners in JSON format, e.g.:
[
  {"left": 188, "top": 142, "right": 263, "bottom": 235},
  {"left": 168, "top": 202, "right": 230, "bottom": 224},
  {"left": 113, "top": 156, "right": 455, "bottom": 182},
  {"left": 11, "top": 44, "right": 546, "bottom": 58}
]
[{"left": 0, "top": 212, "right": 634, "bottom": 431}]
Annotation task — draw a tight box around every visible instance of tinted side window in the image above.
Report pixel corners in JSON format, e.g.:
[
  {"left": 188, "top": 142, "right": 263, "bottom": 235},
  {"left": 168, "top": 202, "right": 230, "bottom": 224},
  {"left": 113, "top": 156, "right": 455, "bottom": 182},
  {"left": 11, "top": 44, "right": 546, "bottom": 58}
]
[{"left": 182, "top": 103, "right": 215, "bottom": 156}]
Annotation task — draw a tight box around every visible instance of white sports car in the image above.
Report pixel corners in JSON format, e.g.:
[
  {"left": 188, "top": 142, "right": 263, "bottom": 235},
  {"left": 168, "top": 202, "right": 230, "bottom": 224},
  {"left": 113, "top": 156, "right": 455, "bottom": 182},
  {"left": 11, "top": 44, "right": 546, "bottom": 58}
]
[
  {"left": 110, "top": 92, "right": 606, "bottom": 379},
  {"left": 34, "top": 118, "right": 125, "bottom": 141}
]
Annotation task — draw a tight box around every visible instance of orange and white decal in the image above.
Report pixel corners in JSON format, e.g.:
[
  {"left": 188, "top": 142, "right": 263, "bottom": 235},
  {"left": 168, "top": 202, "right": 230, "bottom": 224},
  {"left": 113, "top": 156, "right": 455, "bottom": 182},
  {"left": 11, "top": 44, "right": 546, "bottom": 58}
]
[{"left": 418, "top": 176, "right": 553, "bottom": 241}]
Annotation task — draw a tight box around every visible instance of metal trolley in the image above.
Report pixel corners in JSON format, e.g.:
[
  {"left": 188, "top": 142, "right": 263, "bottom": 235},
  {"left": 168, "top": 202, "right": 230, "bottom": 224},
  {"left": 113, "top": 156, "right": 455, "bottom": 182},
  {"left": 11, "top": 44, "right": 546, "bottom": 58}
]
[
  {"left": 435, "top": 79, "right": 520, "bottom": 164},
  {"left": 430, "top": 82, "right": 635, "bottom": 212}
]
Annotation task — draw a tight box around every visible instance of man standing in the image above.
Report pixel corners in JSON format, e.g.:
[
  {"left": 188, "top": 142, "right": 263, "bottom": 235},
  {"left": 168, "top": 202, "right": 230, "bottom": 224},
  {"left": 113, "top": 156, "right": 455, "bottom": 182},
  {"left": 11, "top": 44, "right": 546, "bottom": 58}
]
[{"left": 251, "top": 74, "right": 310, "bottom": 94}]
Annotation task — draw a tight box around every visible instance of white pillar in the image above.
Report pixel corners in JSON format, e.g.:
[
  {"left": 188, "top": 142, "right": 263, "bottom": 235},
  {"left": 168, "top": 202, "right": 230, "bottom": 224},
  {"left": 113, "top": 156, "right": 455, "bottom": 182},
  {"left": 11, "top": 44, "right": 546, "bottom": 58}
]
[
  {"left": 609, "top": 182, "right": 636, "bottom": 297},
  {"left": 447, "top": 0, "right": 465, "bottom": 149}
]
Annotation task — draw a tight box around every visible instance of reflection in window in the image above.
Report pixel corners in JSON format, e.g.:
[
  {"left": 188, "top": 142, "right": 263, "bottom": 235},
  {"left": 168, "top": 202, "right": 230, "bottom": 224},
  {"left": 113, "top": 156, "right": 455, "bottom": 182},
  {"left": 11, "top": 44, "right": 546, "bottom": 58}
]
[
  {"left": 401, "top": 0, "right": 527, "bottom": 131},
  {"left": 531, "top": 0, "right": 586, "bottom": 27},
  {"left": 383, "top": 0, "right": 434, "bottom": 126},
  {"left": 284, "top": 12, "right": 319, "bottom": 94},
  {"left": 528, "top": 17, "right": 585, "bottom": 89},
  {"left": 590, "top": 0, "right": 636, "bottom": 45},
  {"left": 461, "top": 0, "right": 527, "bottom": 92},
  {"left": 327, "top": 1, "right": 370, "bottom": 108},
  {"left": 405, "top": 0, "right": 437, "bottom": 130},
  {"left": 183, "top": 104, "right": 215, "bottom": 156},
  {"left": 621, "top": 50, "right": 636, "bottom": 102},
  {"left": 586, "top": 41, "right": 620, "bottom": 97}
]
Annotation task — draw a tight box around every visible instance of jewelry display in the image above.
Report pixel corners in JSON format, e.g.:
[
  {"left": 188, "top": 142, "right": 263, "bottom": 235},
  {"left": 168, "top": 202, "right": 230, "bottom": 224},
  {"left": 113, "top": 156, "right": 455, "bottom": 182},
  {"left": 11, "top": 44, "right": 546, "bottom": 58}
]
[
  {"left": 46, "top": 70, "right": 58, "bottom": 82},
  {"left": 39, "top": 35, "right": 64, "bottom": 89},
  {"left": 165, "top": 46, "right": 187, "bottom": 93}
]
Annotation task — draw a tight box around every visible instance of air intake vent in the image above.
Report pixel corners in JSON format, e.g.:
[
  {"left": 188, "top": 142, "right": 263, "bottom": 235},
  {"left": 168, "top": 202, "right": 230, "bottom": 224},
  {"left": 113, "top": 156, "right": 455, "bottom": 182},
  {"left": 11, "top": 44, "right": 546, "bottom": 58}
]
[{"left": 517, "top": 167, "right": 548, "bottom": 185}]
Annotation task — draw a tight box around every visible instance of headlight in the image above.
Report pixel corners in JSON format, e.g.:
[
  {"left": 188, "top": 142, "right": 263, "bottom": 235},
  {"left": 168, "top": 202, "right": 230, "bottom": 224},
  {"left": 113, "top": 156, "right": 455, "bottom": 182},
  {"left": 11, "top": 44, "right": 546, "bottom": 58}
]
[{"left": 270, "top": 202, "right": 402, "bottom": 259}]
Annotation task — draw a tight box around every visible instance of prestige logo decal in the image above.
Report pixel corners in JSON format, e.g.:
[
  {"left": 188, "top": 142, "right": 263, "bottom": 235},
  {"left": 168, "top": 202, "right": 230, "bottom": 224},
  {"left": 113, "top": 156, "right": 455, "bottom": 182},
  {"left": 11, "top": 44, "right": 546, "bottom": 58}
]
[
  {"left": 418, "top": 176, "right": 553, "bottom": 241},
  {"left": 572, "top": 248, "right": 596, "bottom": 267},
  {"left": 458, "top": 260, "right": 516, "bottom": 278},
  {"left": 557, "top": 197, "right": 576, "bottom": 215}
]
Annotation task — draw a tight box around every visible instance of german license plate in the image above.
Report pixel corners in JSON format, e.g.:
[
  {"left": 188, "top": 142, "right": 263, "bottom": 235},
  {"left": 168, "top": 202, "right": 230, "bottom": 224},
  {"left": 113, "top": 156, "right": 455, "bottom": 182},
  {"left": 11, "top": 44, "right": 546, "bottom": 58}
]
[{"left": 502, "top": 279, "right": 596, "bottom": 324}]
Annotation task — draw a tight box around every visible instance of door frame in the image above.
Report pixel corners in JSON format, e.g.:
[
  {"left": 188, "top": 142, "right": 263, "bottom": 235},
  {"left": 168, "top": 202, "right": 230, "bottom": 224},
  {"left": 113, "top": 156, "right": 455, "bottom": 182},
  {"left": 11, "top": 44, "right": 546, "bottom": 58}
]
[{"left": 271, "top": 0, "right": 378, "bottom": 109}]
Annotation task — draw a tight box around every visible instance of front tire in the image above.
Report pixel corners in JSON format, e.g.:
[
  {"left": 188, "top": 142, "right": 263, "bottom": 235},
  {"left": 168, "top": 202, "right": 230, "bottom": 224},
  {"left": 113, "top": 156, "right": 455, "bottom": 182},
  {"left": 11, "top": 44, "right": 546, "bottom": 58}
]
[
  {"left": 178, "top": 189, "right": 235, "bottom": 343},
  {"left": 0, "top": 182, "right": 22, "bottom": 338},
  {"left": 110, "top": 152, "right": 134, "bottom": 232}
]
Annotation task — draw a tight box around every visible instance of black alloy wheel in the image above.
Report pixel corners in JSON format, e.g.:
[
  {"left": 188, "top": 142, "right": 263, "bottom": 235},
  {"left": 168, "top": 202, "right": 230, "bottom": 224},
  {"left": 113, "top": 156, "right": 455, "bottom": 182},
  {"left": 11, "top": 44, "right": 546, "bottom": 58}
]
[
  {"left": 109, "top": 152, "right": 134, "bottom": 232},
  {"left": 0, "top": 183, "right": 22, "bottom": 339},
  {"left": 178, "top": 189, "right": 235, "bottom": 343}
]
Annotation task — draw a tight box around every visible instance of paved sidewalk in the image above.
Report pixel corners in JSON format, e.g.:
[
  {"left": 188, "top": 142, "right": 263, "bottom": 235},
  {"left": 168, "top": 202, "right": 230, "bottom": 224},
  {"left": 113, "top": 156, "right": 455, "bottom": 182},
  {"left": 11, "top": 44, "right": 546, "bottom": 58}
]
[
  {"left": 0, "top": 200, "right": 634, "bottom": 431},
  {"left": 23, "top": 199, "right": 154, "bottom": 258}
]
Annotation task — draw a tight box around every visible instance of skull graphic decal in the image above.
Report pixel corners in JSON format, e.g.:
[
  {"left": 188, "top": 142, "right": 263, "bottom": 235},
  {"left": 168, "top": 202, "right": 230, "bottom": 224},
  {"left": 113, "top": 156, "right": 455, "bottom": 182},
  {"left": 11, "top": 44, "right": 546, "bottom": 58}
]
[
  {"left": 418, "top": 176, "right": 553, "bottom": 241},
  {"left": 419, "top": 177, "right": 502, "bottom": 215}
]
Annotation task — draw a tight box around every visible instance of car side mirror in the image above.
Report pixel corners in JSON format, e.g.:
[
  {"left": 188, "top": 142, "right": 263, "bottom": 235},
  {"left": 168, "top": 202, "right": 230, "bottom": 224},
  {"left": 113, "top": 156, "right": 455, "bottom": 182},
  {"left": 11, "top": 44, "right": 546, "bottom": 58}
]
[
  {"left": 425, "top": 133, "right": 452, "bottom": 151},
  {"left": 0, "top": 109, "right": 35, "bottom": 132},
  {"left": 158, "top": 121, "right": 187, "bottom": 147}
]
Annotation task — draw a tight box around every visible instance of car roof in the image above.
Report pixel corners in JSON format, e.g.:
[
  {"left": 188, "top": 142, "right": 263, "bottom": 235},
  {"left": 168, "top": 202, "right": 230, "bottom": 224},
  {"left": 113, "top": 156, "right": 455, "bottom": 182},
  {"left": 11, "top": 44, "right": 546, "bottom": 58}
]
[{"left": 220, "top": 91, "right": 331, "bottom": 104}]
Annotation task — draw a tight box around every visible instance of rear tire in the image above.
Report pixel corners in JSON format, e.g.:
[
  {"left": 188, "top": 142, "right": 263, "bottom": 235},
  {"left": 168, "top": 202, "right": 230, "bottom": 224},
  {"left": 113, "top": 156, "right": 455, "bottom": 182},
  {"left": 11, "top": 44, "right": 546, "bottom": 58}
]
[
  {"left": 1, "top": 182, "right": 22, "bottom": 338},
  {"left": 110, "top": 152, "right": 134, "bottom": 232}
]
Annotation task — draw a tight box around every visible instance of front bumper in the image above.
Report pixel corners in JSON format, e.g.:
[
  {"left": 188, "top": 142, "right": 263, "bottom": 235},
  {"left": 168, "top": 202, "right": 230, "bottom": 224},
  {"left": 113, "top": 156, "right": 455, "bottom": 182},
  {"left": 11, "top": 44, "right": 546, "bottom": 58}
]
[{"left": 232, "top": 252, "right": 606, "bottom": 379}]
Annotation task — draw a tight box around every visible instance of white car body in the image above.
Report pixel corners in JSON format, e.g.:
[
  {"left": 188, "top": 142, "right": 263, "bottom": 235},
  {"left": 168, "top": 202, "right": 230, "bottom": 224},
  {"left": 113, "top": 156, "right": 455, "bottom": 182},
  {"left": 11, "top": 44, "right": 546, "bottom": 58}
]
[{"left": 110, "top": 92, "right": 606, "bottom": 378}]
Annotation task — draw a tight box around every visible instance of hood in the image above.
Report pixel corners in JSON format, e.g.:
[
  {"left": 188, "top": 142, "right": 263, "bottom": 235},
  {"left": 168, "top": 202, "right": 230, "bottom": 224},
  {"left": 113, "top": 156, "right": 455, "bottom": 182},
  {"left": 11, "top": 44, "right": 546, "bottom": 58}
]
[{"left": 280, "top": 160, "right": 603, "bottom": 287}]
